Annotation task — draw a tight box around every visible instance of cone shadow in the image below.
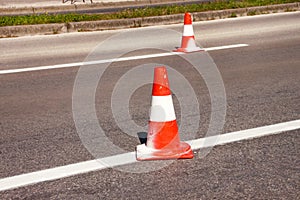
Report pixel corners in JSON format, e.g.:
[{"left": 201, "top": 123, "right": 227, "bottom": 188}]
[{"left": 137, "top": 132, "right": 147, "bottom": 144}]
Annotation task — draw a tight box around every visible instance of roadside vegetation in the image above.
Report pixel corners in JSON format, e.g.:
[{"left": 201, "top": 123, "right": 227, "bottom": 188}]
[{"left": 0, "top": 0, "right": 298, "bottom": 26}]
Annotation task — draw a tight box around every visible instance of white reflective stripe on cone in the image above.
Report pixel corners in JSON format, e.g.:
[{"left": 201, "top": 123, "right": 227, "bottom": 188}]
[
  {"left": 183, "top": 25, "right": 194, "bottom": 36},
  {"left": 150, "top": 95, "right": 176, "bottom": 122}
]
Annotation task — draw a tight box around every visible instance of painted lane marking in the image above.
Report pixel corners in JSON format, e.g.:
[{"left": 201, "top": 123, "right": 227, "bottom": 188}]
[
  {"left": 0, "top": 119, "right": 299, "bottom": 192},
  {"left": 204, "top": 43, "right": 248, "bottom": 51},
  {"left": 186, "top": 119, "right": 300, "bottom": 149},
  {"left": 0, "top": 44, "right": 248, "bottom": 75}
]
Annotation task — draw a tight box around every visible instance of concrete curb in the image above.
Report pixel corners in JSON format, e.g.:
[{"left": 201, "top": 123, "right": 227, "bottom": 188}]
[{"left": 0, "top": 3, "right": 299, "bottom": 38}]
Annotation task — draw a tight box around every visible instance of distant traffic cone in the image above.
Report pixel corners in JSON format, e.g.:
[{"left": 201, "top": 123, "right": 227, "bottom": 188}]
[
  {"left": 173, "top": 12, "right": 204, "bottom": 53},
  {"left": 136, "top": 66, "right": 194, "bottom": 161}
]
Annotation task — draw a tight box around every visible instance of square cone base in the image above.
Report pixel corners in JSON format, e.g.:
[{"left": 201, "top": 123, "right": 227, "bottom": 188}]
[
  {"left": 173, "top": 47, "right": 204, "bottom": 53},
  {"left": 136, "top": 141, "right": 194, "bottom": 161}
]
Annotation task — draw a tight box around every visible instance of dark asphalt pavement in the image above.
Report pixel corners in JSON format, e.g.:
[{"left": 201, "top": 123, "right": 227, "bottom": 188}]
[{"left": 0, "top": 12, "right": 299, "bottom": 199}]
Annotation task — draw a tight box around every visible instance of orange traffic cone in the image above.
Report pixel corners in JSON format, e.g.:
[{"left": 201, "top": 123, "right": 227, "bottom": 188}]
[
  {"left": 136, "top": 66, "right": 194, "bottom": 161},
  {"left": 173, "top": 12, "right": 203, "bottom": 53}
]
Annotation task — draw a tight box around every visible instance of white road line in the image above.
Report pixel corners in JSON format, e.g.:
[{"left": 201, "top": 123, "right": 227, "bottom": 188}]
[
  {"left": 204, "top": 43, "right": 248, "bottom": 51},
  {"left": 0, "top": 119, "right": 299, "bottom": 192},
  {"left": 0, "top": 44, "right": 248, "bottom": 75},
  {"left": 186, "top": 119, "right": 300, "bottom": 149}
]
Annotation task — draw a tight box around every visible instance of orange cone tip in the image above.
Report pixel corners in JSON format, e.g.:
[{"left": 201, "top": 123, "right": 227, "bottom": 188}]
[
  {"left": 136, "top": 67, "right": 194, "bottom": 161},
  {"left": 173, "top": 12, "right": 204, "bottom": 53}
]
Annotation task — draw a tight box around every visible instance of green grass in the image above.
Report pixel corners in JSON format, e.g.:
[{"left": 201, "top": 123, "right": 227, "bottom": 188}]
[{"left": 0, "top": 0, "right": 298, "bottom": 27}]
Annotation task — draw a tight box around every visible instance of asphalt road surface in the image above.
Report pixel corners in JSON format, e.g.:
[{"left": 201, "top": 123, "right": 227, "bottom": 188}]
[
  {"left": 0, "top": 12, "right": 300, "bottom": 199},
  {"left": 0, "top": 0, "right": 97, "bottom": 7},
  {"left": 0, "top": 0, "right": 205, "bottom": 9},
  {"left": 0, "top": 0, "right": 212, "bottom": 15}
]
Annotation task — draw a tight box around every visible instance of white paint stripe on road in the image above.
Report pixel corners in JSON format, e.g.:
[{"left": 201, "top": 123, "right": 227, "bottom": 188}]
[
  {"left": 204, "top": 43, "right": 248, "bottom": 51},
  {"left": 186, "top": 119, "right": 300, "bottom": 149},
  {"left": 0, "top": 118, "right": 299, "bottom": 192},
  {"left": 0, "top": 44, "right": 249, "bottom": 75},
  {"left": 0, "top": 152, "right": 137, "bottom": 192}
]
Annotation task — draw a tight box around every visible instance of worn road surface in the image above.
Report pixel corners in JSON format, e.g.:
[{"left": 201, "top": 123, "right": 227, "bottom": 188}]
[{"left": 0, "top": 12, "right": 299, "bottom": 199}]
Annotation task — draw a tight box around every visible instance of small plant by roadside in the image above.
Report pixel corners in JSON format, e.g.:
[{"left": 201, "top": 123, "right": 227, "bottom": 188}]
[{"left": 230, "top": 12, "right": 238, "bottom": 17}]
